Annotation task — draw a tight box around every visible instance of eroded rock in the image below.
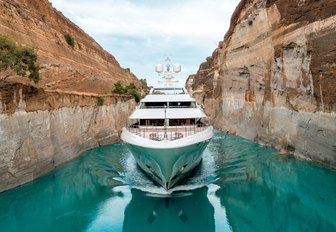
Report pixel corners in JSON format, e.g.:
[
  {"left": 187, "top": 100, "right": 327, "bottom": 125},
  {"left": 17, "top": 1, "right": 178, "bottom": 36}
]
[{"left": 187, "top": 0, "right": 336, "bottom": 168}]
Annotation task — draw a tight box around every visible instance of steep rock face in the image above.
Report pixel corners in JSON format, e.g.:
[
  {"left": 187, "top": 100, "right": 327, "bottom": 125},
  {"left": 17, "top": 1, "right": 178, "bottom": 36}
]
[
  {"left": 0, "top": 0, "right": 141, "bottom": 93},
  {"left": 0, "top": 0, "right": 141, "bottom": 191},
  {"left": 0, "top": 81, "right": 135, "bottom": 192},
  {"left": 187, "top": 0, "right": 336, "bottom": 168}
]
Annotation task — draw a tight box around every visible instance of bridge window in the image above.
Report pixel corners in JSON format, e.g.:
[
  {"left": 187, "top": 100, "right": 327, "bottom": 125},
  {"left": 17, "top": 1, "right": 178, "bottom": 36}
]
[
  {"left": 169, "top": 102, "right": 193, "bottom": 108},
  {"left": 144, "top": 102, "right": 167, "bottom": 108}
]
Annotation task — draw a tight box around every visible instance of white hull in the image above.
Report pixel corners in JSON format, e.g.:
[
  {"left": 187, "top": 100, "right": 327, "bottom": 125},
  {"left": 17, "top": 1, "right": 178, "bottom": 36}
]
[{"left": 121, "top": 126, "right": 213, "bottom": 189}]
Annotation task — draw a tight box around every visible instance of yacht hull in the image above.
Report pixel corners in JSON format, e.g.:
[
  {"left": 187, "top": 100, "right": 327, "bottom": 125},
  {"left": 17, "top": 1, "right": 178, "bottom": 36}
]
[
  {"left": 121, "top": 127, "right": 213, "bottom": 189},
  {"left": 125, "top": 140, "right": 209, "bottom": 189}
]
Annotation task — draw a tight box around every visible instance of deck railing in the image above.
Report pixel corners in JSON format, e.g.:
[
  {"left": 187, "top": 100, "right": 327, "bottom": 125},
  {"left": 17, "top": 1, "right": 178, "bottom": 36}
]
[{"left": 126, "top": 124, "right": 208, "bottom": 141}]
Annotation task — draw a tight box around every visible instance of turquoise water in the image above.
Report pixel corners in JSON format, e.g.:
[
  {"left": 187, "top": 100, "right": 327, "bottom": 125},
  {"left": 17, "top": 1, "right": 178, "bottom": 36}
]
[{"left": 0, "top": 132, "right": 335, "bottom": 232}]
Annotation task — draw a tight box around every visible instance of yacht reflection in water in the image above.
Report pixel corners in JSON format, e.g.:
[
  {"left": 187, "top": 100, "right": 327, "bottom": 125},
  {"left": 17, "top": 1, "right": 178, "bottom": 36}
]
[{"left": 123, "top": 187, "right": 215, "bottom": 232}]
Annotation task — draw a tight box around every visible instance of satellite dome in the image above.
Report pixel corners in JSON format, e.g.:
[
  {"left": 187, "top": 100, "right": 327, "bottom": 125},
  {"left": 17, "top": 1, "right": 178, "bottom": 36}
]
[
  {"left": 155, "top": 64, "right": 164, "bottom": 73},
  {"left": 173, "top": 64, "right": 181, "bottom": 73}
]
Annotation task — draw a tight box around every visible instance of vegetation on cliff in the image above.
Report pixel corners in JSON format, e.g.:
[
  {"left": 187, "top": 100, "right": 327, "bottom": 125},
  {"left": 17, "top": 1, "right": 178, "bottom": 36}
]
[
  {"left": 0, "top": 35, "right": 39, "bottom": 83},
  {"left": 97, "top": 96, "right": 104, "bottom": 106},
  {"left": 0, "top": 0, "right": 142, "bottom": 94},
  {"left": 64, "top": 32, "right": 75, "bottom": 49},
  {"left": 64, "top": 32, "right": 82, "bottom": 50},
  {"left": 140, "top": 78, "right": 148, "bottom": 89},
  {"left": 112, "top": 81, "right": 141, "bottom": 102}
]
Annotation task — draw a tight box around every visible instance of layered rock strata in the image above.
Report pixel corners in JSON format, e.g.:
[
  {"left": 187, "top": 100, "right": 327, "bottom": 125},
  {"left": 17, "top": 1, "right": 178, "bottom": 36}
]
[
  {"left": 187, "top": 0, "right": 336, "bottom": 168},
  {"left": 0, "top": 81, "right": 135, "bottom": 192},
  {"left": 0, "top": 0, "right": 141, "bottom": 92},
  {"left": 0, "top": 0, "right": 141, "bottom": 192}
]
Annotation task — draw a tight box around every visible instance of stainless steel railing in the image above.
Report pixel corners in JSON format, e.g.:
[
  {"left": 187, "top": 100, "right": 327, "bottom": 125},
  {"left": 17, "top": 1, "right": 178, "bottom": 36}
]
[{"left": 126, "top": 124, "right": 208, "bottom": 141}]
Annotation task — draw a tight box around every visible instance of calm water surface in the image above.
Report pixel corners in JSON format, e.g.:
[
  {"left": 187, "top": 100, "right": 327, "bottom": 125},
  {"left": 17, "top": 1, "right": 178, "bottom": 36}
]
[{"left": 0, "top": 132, "right": 335, "bottom": 232}]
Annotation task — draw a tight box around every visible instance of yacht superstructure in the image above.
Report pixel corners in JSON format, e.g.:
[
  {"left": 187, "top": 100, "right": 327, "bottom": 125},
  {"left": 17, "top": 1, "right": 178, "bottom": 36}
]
[{"left": 121, "top": 58, "right": 213, "bottom": 190}]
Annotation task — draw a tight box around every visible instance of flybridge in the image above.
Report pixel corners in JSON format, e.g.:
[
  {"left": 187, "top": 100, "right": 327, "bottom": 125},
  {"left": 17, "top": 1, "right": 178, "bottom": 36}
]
[
  {"left": 150, "top": 87, "right": 186, "bottom": 95},
  {"left": 140, "top": 89, "right": 197, "bottom": 108}
]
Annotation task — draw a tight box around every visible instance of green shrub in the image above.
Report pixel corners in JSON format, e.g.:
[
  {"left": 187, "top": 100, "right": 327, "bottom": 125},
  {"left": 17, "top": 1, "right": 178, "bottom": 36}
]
[
  {"left": 206, "top": 56, "right": 212, "bottom": 62},
  {"left": 112, "top": 81, "right": 142, "bottom": 102},
  {"left": 97, "top": 96, "right": 104, "bottom": 106},
  {"left": 126, "top": 88, "right": 141, "bottom": 102},
  {"left": 125, "top": 83, "right": 141, "bottom": 102},
  {"left": 0, "top": 35, "right": 40, "bottom": 83},
  {"left": 77, "top": 42, "right": 82, "bottom": 50},
  {"left": 64, "top": 32, "right": 75, "bottom": 48},
  {"left": 126, "top": 83, "right": 136, "bottom": 90},
  {"left": 140, "top": 78, "right": 148, "bottom": 88},
  {"left": 112, "top": 81, "right": 126, "bottom": 94}
]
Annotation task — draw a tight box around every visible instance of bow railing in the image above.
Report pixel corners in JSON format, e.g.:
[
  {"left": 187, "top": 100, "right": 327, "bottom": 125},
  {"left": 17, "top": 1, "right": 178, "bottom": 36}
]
[{"left": 126, "top": 124, "right": 208, "bottom": 141}]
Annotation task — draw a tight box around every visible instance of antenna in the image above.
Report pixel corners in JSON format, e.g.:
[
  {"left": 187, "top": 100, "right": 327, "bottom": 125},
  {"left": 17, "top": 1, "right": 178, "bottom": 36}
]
[{"left": 155, "top": 57, "right": 181, "bottom": 87}]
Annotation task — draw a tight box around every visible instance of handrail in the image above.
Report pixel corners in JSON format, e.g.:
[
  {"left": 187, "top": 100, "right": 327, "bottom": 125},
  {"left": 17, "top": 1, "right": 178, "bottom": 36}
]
[
  {"left": 126, "top": 124, "right": 208, "bottom": 141},
  {"left": 140, "top": 106, "right": 197, "bottom": 109}
]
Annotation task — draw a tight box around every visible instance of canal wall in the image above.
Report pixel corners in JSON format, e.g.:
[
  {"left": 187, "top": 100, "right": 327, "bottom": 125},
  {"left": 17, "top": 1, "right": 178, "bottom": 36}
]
[
  {"left": 0, "top": 0, "right": 142, "bottom": 192},
  {"left": 0, "top": 82, "right": 135, "bottom": 192},
  {"left": 186, "top": 0, "right": 336, "bottom": 168}
]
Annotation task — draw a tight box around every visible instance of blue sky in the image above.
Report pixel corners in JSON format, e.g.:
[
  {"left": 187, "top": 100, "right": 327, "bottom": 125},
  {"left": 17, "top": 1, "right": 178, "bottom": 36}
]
[{"left": 49, "top": 0, "right": 239, "bottom": 86}]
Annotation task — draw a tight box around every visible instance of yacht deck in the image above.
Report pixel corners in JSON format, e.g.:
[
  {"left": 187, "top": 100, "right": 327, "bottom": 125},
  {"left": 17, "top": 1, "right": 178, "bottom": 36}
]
[{"left": 126, "top": 125, "right": 209, "bottom": 141}]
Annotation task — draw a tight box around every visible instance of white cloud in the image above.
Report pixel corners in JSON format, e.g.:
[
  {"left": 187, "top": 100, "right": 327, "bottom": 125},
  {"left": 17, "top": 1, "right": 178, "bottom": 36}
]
[{"left": 50, "top": 0, "right": 240, "bottom": 86}]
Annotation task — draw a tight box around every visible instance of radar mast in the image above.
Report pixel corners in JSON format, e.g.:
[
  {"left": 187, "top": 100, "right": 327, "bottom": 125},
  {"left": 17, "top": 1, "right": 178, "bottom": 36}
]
[{"left": 155, "top": 57, "right": 181, "bottom": 87}]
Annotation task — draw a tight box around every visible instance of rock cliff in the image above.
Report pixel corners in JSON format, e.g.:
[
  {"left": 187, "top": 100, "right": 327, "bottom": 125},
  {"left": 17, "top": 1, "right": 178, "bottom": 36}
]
[
  {"left": 0, "top": 81, "right": 135, "bottom": 192},
  {"left": 187, "top": 0, "right": 336, "bottom": 168},
  {"left": 0, "top": 0, "right": 141, "bottom": 192},
  {"left": 0, "top": 0, "right": 141, "bottom": 92}
]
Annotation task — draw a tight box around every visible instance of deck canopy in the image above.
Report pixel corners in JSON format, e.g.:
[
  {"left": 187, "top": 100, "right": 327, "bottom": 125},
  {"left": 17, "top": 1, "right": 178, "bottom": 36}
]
[
  {"left": 141, "top": 94, "right": 194, "bottom": 103},
  {"left": 129, "top": 108, "right": 206, "bottom": 119},
  {"left": 149, "top": 87, "right": 186, "bottom": 95}
]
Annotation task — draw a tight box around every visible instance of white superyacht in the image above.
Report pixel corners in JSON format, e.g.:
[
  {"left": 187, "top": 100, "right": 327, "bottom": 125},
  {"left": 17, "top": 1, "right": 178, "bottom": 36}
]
[{"left": 121, "top": 58, "right": 213, "bottom": 190}]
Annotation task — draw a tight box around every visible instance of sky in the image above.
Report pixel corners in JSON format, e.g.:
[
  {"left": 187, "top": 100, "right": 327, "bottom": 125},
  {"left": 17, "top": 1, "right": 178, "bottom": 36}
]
[{"left": 49, "top": 0, "right": 240, "bottom": 86}]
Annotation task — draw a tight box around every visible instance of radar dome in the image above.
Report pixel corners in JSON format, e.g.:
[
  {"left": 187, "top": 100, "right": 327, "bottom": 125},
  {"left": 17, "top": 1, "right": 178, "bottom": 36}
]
[
  {"left": 155, "top": 64, "right": 163, "bottom": 73},
  {"left": 173, "top": 64, "right": 181, "bottom": 73}
]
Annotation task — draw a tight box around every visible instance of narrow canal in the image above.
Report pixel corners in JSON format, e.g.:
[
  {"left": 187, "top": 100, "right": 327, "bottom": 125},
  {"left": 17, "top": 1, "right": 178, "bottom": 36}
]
[{"left": 0, "top": 131, "right": 335, "bottom": 232}]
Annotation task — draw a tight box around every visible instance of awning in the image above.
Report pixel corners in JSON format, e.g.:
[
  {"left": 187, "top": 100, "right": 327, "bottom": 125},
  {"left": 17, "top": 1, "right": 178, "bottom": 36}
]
[
  {"left": 141, "top": 94, "right": 194, "bottom": 102},
  {"left": 129, "top": 108, "right": 206, "bottom": 119}
]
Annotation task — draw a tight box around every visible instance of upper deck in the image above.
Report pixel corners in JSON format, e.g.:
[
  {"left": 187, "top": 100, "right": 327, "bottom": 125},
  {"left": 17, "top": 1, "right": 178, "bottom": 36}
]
[
  {"left": 142, "top": 94, "right": 195, "bottom": 103},
  {"left": 139, "top": 87, "right": 198, "bottom": 110}
]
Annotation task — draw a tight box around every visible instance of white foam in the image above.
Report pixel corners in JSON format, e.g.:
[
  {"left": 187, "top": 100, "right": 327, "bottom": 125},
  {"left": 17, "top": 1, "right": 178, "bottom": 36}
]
[{"left": 119, "top": 147, "right": 217, "bottom": 195}]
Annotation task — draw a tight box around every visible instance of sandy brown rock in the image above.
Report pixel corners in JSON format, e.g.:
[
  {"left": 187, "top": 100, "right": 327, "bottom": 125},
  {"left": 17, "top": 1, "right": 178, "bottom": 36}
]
[
  {"left": 0, "top": 0, "right": 142, "bottom": 93},
  {"left": 187, "top": 0, "right": 336, "bottom": 168},
  {"left": 0, "top": 0, "right": 142, "bottom": 192},
  {"left": 0, "top": 80, "right": 132, "bottom": 113}
]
